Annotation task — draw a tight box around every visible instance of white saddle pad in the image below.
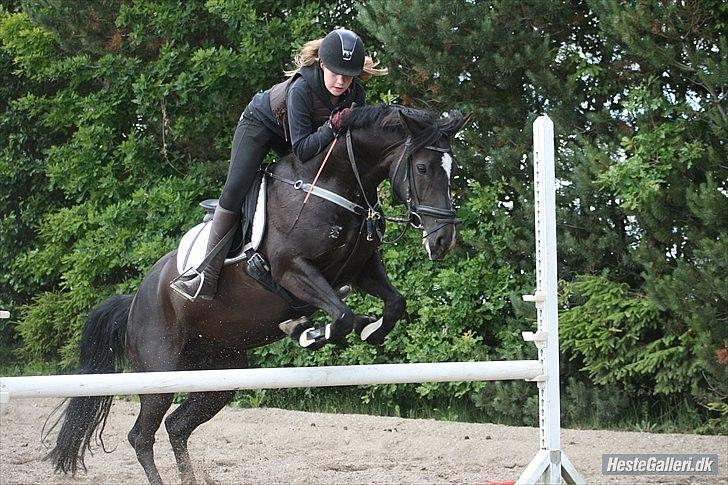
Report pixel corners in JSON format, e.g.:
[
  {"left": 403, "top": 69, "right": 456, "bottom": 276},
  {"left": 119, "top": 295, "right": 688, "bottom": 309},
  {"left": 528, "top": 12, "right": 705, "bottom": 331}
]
[{"left": 176, "top": 177, "right": 267, "bottom": 274}]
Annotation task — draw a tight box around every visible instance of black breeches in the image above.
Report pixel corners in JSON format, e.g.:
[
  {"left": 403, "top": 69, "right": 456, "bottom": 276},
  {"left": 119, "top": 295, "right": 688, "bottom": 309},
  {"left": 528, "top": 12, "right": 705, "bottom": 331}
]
[{"left": 218, "top": 116, "right": 278, "bottom": 213}]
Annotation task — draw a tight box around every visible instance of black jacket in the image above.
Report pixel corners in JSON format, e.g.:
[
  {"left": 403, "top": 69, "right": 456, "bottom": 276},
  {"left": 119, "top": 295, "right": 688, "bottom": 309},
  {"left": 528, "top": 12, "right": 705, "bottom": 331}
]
[{"left": 245, "top": 65, "right": 365, "bottom": 162}]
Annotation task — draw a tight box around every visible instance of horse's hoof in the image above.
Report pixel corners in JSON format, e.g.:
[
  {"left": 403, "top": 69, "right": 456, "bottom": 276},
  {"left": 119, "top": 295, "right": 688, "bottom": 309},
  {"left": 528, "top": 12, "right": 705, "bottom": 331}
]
[
  {"left": 354, "top": 315, "right": 382, "bottom": 339},
  {"left": 279, "top": 317, "right": 328, "bottom": 350},
  {"left": 299, "top": 324, "right": 330, "bottom": 351},
  {"left": 354, "top": 315, "right": 390, "bottom": 345},
  {"left": 278, "top": 316, "right": 311, "bottom": 337},
  {"left": 353, "top": 315, "right": 376, "bottom": 334},
  {"left": 359, "top": 317, "right": 384, "bottom": 342},
  {"left": 336, "top": 285, "right": 353, "bottom": 300}
]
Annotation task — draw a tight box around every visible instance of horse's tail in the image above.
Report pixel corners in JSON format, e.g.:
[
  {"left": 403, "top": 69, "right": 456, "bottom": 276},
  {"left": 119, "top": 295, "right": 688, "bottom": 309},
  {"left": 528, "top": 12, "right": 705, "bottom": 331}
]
[{"left": 45, "top": 294, "right": 133, "bottom": 475}]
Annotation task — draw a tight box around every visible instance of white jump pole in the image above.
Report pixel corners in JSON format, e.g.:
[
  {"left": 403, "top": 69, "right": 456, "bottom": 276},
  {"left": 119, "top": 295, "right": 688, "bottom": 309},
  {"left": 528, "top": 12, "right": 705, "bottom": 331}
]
[
  {"left": 0, "top": 361, "right": 541, "bottom": 400},
  {"left": 516, "top": 116, "right": 584, "bottom": 485}
]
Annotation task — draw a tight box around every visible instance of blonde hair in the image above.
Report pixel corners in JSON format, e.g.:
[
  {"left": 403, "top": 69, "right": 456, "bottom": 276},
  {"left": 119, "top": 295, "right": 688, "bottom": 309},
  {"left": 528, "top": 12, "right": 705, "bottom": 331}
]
[{"left": 284, "top": 38, "right": 388, "bottom": 81}]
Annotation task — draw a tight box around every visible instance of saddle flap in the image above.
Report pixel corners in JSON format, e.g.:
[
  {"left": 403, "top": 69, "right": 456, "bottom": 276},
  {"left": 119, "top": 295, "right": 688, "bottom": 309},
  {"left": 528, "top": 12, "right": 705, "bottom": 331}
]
[{"left": 176, "top": 176, "right": 267, "bottom": 274}]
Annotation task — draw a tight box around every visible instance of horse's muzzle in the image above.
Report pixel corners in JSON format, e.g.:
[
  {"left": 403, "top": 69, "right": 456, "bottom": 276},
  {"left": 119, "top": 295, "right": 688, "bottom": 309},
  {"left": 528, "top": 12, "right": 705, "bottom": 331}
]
[{"left": 423, "top": 224, "right": 457, "bottom": 260}]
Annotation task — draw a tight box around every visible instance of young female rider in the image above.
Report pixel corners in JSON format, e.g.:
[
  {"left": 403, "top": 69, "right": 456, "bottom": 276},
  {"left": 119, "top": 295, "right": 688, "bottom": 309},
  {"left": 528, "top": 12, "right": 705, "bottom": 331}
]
[{"left": 172, "top": 28, "right": 387, "bottom": 301}]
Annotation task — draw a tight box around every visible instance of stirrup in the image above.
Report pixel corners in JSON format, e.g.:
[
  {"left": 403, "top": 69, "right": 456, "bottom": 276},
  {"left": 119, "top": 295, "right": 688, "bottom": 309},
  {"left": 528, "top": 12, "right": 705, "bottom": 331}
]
[{"left": 170, "top": 268, "right": 205, "bottom": 301}]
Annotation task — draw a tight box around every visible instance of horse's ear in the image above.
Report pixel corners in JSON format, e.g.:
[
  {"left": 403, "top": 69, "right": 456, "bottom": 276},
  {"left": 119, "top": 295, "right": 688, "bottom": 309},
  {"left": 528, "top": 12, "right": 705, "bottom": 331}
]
[
  {"left": 398, "top": 110, "right": 415, "bottom": 136},
  {"left": 441, "top": 111, "right": 471, "bottom": 137},
  {"left": 461, "top": 112, "right": 473, "bottom": 130}
]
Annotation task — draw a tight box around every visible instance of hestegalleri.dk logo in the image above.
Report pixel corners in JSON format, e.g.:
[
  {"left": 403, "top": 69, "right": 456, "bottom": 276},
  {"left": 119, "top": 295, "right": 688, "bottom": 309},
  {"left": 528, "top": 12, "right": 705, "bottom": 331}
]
[{"left": 602, "top": 454, "right": 719, "bottom": 476}]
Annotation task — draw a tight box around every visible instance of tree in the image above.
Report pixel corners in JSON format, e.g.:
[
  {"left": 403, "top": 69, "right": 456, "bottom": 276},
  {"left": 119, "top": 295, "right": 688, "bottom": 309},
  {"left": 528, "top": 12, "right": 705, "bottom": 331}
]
[
  {"left": 359, "top": 0, "right": 727, "bottom": 429},
  {"left": 1, "top": 0, "right": 334, "bottom": 367}
]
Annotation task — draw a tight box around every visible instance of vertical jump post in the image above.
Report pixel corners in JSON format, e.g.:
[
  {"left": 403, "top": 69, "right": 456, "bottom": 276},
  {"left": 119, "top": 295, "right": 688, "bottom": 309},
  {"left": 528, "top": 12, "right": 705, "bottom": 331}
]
[
  {"left": 0, "top": 311, "right": 9, "bottom": 403},
  {"left": 516, "top": 116, "right": 584, "bottom": 485}
]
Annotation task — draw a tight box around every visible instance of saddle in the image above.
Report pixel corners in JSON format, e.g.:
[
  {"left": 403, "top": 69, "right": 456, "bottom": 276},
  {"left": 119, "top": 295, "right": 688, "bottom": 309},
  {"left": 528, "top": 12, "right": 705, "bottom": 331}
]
[
  {"left": 175, "top": 173, "right": 312, "bottom": 311},
  {"left": 176, "top": 175, "right": 266, "bottom": 273}
]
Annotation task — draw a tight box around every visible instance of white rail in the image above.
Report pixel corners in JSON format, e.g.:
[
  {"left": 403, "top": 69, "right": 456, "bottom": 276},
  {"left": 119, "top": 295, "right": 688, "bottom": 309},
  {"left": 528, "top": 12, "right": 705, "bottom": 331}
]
[{"left": 0, "top": 361, "right": 541, "bottom": 400}]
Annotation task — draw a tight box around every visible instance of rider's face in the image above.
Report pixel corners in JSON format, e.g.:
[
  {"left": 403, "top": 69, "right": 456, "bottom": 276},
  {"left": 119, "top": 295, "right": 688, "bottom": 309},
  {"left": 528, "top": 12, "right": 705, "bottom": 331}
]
[{"left": 320, "top": 61, "right": 353, "bottom": 98}]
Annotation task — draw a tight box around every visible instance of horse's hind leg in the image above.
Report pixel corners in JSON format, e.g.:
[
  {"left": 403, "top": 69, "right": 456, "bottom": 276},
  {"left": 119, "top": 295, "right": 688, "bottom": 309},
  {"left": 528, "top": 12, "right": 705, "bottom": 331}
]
[
  {"left": 164, "top": 350, "right": 248, "bottom": 484},
  {"left": 165, "top": 389, "right": 237, "bottom": 484},
  {"left": 128, "top": 393, "right": 175, "bottom": 485}
]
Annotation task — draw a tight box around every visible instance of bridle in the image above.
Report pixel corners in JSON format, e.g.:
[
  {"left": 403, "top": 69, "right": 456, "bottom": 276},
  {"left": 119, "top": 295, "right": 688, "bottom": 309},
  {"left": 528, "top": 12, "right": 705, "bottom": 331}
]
[
  {"left": 384, "top": 135, "right": 462, "bottom": 238},
  {"left": 345, "top": 129, "right": 461, "bottom": 243}
]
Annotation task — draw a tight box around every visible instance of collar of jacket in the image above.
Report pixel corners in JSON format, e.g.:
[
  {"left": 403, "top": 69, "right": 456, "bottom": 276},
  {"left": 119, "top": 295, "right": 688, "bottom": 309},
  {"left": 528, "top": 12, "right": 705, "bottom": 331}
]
[{"left": 299, "top": 64, "right": 355, "bottom": 109}]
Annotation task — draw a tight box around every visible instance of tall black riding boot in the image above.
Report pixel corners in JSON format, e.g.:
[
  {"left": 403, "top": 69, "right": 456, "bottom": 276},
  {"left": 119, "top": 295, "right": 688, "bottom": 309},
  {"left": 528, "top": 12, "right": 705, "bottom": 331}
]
[{"left": 171, "top": 206, "right": 239, "bottom": 301}]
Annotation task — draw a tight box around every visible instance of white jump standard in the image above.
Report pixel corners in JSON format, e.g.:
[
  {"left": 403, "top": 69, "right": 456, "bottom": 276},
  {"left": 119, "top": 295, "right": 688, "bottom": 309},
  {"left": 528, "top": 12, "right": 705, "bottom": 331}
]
[
  {"left": 0, "top": 116, "right": 581, "bottom": 484},
  {"left": 515, "top": 116, "right": 584, "bottom": 484}
]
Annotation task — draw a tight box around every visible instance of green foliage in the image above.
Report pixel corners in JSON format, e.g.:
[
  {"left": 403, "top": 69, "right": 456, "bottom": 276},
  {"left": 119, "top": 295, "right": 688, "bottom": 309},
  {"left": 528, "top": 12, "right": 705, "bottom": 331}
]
[
  {"left": 359, "top": 0, "right": 726, "bottom": 431},
  {"left": 1, "top": 0, "right": 725, "bottom": 433},
  {"left": 560, "top": 276, "right": 699, "bottom": 395},
  {"left": 0, "top": 1, "right": 332, "bottom": 368}
]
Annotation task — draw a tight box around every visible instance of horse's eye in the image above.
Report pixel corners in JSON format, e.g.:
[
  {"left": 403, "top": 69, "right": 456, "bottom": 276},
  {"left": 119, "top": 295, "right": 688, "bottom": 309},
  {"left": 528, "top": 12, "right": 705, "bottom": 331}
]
[{"left": 416, "top": 164, "right": 427, "bottom": 174}]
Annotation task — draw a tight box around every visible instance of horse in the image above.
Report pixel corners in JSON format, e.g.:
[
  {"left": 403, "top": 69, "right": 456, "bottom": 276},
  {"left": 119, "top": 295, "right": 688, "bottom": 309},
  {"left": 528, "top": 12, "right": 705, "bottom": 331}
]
[{"left": 45, "top": 104, "right": 468, "bottom": 484}]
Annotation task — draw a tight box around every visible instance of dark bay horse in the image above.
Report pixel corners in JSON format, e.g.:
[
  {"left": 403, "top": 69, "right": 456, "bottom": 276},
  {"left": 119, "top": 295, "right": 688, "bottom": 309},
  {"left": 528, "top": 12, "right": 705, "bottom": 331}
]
[{"left": 46, "top": 105, "right": 468, "bottom": 484}]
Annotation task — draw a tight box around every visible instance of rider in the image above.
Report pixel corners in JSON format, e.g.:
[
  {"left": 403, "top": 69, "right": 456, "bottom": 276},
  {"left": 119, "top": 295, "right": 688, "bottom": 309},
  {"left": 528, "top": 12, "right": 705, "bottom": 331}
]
[{"left": 171, "top": 28, "right": 388, "bottom": 300}]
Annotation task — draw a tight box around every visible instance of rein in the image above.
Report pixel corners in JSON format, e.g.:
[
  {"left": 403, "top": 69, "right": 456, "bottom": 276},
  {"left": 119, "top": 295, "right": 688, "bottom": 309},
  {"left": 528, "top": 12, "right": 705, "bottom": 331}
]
[{"left": 284, "top": 137, "right": 340, "bottom": 234}]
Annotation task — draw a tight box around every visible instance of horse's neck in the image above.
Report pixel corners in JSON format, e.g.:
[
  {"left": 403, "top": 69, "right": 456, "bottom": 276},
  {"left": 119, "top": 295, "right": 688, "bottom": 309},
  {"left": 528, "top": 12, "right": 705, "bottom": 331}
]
[
  {"left": 282, "top": 130, "right": 397, "bottom": 202},
  {"left": 292, "top": 131, "right": 389, "bottom": 176},
  {"left": 347, "top": 129, "right": 399, "bottom": 188}
]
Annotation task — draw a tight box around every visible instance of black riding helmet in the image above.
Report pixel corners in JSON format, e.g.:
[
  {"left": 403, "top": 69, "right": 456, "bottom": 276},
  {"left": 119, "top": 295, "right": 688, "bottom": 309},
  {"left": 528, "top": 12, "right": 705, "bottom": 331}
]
[{"left": 318, "top": 28, "right": 365, "bottom": 77}]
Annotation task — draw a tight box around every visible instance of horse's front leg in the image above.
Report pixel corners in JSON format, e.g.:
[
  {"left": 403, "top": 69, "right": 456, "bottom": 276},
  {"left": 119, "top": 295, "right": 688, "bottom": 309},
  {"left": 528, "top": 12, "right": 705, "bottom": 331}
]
[
  {"left": 353, "top": 250, "right": 406, "bottom": 345},
  {"left": 276, "top": 256, "right": 354, "bottom": 347}
]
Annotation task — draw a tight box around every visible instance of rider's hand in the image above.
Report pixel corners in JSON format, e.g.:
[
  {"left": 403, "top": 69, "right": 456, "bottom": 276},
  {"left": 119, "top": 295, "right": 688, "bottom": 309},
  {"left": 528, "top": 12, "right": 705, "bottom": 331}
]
[{"left": 329, "top": 106, "right": 353, "bottom": 135}]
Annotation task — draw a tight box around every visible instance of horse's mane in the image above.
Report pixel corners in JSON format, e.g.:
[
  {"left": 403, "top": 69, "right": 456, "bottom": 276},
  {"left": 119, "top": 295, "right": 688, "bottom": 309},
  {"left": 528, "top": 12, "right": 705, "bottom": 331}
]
[
  {"left": 342, "top": 104, "right": 399, "bottom": 131},
  {"left": 343, "top": 104, "right": 459, "bottom": 151}
]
